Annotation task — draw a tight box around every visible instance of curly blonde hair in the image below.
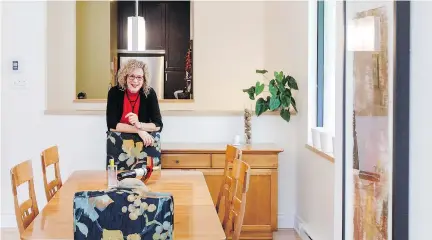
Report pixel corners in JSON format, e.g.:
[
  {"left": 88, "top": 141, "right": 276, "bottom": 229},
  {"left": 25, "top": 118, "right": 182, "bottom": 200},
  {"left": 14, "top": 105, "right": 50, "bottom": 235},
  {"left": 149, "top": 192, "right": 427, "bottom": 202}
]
[{"left": 117, "top": 59, "right": 151, "bottom": 96}]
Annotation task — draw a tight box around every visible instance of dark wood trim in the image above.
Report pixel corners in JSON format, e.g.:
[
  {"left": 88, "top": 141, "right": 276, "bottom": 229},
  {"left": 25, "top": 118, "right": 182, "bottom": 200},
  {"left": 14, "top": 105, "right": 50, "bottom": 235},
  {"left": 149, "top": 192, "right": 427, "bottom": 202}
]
[
  {"left": 392, "top": 1, "right": 410, "bottom": 239},
  {"left": 342, "top": 1, "right": 347, "bottom": 239}
]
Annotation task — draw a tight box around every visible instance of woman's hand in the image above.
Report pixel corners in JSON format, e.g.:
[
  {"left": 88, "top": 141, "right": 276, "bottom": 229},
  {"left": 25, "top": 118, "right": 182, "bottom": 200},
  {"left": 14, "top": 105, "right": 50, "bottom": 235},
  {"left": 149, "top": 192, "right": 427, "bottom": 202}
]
[
  {"left": 125, "top": 112, "right": 139, "bottom": 126},
  {"left": 138, "top": 130, "right": 154, "bottom": 147}
]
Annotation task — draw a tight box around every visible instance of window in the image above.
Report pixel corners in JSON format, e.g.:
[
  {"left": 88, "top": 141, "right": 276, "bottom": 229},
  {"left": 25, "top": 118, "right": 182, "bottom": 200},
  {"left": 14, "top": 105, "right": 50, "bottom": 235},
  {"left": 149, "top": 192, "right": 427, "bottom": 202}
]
[
  {"left": 308, "top": 0, "right": 337, "bottom": 153},
  {"left": 317, "top": 0, "right": 325, "bottom": 127}
]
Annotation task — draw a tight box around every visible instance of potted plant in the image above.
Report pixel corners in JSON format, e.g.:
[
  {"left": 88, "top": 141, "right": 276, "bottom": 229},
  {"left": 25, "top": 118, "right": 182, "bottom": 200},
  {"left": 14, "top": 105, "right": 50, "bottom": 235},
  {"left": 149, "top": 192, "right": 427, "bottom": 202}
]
[{"left": 242, "top": 69, "right": 299, "bottom": 122}]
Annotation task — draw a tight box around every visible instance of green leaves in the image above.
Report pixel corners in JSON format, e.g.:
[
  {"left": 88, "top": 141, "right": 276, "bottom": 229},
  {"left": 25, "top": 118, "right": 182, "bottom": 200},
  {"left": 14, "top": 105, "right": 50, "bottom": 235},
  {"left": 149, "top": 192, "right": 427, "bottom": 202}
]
[
  {"left": 291, "top": 97, "right": 298, "bottom": 112},
  {"left": 280, "top": 90, "right": 292, "bottom": 108},
  {"left": 256, "top": 69, "right": 268, "bottom": 74},
  {"left": 255, "top": 97, "right": 268, "bottom": 116},
  {"left": 242, "top": 86, "right": 256, "bottom": 100},
  {"left": 286, "top": 75, "right": 299, "bottom": 90},
  {"left": 280, "top": 109, "right": 291, "bottom": 122},
  {"left": 255, "top": 81, "right": 264, "bottom": 95},
  {"left": 269, "top": 96, "right": 281, "bottom": 111},
  {"left": 269, "top": 80, "right": 278, "bottom": 96},
  {"left": 274, "top": 71, "right": 284, "bottom": 83},
  {"left": 243, "top": 69, "right": 299, "bottom": 123}
]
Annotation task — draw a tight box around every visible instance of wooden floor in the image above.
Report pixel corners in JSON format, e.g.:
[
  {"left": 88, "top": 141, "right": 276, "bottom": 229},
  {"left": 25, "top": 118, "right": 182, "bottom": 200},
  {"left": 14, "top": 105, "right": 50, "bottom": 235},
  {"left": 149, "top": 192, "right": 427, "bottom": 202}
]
[{"left": 1, "top": 228, "right": 301, "bottom": 240}]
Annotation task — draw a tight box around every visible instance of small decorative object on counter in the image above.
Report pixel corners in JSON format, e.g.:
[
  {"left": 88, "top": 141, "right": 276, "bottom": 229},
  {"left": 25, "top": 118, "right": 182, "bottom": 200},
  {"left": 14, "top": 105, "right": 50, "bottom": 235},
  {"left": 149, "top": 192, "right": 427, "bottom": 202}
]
[
  {"left": 244, "top": 108, "right": 252, "bottom": 144},
  {"left": 77, "top": 92, "right": 87, "bottom": 99}
]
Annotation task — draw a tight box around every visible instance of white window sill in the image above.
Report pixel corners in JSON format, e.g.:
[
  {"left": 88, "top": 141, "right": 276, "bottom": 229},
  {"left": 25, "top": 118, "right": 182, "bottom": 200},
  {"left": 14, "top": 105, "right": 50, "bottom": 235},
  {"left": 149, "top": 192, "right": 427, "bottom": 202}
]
[{"left": 305, "top": 144, "right": 334, "bottom": 163}]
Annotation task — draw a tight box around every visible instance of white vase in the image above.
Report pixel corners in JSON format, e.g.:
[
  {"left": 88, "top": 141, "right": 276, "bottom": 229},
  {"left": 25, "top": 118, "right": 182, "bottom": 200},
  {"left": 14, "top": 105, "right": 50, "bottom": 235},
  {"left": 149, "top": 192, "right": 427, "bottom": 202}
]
[
  {"left": 311, "top": 127, "right": 323, "bottom": 149},
  {"left": 320, "top": 131, "right": 333, "bottom": 153}
]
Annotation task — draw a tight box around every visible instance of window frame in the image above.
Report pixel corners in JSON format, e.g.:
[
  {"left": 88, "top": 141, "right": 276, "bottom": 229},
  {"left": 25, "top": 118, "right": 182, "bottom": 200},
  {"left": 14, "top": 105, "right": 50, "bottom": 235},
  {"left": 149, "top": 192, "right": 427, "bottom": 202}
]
[{"left": 316, "top": 0, "right": 325, "bottom": 127}]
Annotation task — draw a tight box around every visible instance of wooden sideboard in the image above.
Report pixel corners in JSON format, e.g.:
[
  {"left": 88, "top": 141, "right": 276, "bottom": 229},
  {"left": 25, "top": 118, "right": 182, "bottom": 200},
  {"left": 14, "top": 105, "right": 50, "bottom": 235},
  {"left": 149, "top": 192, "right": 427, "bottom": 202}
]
[{"left": 161, "top": 143, "right": 283, "bottom": 240}]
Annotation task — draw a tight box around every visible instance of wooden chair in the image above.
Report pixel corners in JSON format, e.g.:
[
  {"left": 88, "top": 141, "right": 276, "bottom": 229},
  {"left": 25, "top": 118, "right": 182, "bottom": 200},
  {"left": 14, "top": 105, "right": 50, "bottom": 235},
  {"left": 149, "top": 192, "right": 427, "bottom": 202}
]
[
  {"left": 215, "top": 144, "right": 242, "bottom": 215},
  {"left": 222, "top": 158, "right": 251, "bottom": 240},
  {"left": 10, "top": 160, "right": 39, "bottom": 237},
  {"left": 41, "top": 146, "right": 63, "bottom": 201}
]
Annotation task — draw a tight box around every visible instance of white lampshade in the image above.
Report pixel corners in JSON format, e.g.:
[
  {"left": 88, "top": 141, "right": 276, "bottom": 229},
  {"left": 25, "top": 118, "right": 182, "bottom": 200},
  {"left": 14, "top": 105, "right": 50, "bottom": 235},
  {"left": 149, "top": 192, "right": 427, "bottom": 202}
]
[
  {"left": 347, "top": 16, "right": 380, "bottom": 52},
  {"left": 127, "top": 16, "right": 146, "bottom": 51}
]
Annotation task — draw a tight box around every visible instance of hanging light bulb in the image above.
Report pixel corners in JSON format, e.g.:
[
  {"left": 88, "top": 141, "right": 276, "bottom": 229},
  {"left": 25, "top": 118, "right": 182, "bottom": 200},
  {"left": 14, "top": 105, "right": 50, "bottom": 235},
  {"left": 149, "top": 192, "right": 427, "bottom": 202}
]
[{"left": 127, "top": 0, "right": 146, "bottom": 51}]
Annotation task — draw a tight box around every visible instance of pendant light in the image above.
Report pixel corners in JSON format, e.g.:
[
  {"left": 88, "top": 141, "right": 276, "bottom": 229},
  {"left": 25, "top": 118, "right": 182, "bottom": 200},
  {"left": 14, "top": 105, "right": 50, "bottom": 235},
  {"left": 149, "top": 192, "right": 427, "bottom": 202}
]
[{"left": 127, "top": 0, "right": 146, "bottom": 51}]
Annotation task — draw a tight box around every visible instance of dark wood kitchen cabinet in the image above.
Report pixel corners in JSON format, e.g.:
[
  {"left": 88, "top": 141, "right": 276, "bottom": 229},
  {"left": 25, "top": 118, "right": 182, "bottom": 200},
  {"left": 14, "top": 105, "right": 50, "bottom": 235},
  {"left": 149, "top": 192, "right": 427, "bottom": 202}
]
[
  {"left": 141, "top": 1, "right": 166, "bottom": 50},
  {"left": 116, "top": 1, "right": 191, "bottom": 99},
  {"left": 165, "top": 1, "right": 190, "bottom": 71}
]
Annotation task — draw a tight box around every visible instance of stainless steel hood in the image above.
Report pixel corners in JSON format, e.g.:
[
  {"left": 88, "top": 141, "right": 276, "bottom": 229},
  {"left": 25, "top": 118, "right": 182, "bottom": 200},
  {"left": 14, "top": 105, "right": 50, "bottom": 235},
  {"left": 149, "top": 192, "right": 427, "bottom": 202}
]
[
  {"left": 119, "top": 0, "right": 166, "bottom": 54},
  {"left": 117, "top": 49, "right": 165, "bottom": 55}
]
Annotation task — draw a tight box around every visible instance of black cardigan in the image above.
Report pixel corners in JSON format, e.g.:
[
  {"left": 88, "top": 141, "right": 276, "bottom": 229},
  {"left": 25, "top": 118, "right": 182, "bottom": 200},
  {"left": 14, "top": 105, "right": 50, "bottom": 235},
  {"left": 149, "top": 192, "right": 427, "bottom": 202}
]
[{"left": 106, "top": 86, "right": 163, "bottom": 132}]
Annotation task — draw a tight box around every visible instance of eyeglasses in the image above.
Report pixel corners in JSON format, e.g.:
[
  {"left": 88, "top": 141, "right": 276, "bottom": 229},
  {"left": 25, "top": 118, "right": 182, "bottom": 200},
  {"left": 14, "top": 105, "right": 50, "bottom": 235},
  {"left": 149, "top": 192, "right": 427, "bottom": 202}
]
[{"left": 127, "top": 74, "right": 144, "bottom": 81}]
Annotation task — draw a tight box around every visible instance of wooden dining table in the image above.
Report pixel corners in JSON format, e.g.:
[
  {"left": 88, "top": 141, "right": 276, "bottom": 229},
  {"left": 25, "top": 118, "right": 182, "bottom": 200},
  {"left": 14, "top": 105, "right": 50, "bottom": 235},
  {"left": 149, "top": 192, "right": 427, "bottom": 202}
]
[{"left": 21, "top": 170, "right": 226, "bottom": 240}]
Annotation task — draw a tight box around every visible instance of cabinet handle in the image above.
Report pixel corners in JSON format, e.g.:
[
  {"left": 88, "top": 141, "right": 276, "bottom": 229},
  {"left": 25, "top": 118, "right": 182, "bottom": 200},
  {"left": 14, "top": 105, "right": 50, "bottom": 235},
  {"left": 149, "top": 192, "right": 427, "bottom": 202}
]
[
  {"left": 165, "top": 73, "right": 167, "bottom": 82},
  {"left": 175, "top": 160, "right": 180, "bottom": 164}
]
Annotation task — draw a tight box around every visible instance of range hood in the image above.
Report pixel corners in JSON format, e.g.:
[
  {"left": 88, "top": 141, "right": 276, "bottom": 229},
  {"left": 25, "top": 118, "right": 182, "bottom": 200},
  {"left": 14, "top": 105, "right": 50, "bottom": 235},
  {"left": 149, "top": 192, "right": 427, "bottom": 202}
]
[{"left": 119, "top": 0, "right": 165, "bottom": 54}]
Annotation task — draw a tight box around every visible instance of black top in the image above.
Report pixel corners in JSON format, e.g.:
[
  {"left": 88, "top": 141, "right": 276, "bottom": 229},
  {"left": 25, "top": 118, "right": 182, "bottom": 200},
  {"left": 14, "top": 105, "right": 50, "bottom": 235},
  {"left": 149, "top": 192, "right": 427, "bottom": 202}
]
[{"left": 106, "top": 86, "right": 163, "bottom": 132}]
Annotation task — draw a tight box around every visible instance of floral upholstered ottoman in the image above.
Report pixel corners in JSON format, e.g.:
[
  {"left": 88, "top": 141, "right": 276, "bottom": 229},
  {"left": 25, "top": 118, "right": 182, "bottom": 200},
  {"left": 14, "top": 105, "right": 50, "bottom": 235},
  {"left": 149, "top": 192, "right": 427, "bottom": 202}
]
[{"left": 73, "top": 187, "right": 174, "bottom": 240}]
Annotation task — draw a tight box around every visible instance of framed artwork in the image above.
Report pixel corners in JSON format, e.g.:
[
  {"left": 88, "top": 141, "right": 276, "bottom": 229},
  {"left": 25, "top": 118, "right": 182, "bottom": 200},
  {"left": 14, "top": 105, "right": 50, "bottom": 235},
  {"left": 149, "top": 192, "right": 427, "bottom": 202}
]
[{"left": 342, "top": 1, "right": 410, "bottom": 240}]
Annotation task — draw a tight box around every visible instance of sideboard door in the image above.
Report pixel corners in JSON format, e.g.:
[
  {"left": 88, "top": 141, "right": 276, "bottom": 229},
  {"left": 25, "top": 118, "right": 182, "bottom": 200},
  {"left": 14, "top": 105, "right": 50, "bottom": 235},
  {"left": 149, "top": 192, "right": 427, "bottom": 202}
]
[{"left": 202, "top": 168, "right": 278, "bottom": 240}]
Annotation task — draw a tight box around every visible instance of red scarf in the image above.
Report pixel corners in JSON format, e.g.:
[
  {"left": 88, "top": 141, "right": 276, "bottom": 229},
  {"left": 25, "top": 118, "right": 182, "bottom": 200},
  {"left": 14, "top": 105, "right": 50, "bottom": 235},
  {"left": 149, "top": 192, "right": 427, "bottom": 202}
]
[{"left": 120, "top": 89, "right": 141, "bottom": 124}]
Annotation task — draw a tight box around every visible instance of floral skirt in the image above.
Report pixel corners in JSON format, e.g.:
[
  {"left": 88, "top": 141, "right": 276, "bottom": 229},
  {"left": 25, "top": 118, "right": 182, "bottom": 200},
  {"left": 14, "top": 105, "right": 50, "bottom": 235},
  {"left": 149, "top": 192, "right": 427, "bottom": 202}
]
[
  {"left": 106, "top": 131, "right": 161, "bottom": 171},
  {"left": 73, "top": 188, "right": 174, "bottom": 240}
]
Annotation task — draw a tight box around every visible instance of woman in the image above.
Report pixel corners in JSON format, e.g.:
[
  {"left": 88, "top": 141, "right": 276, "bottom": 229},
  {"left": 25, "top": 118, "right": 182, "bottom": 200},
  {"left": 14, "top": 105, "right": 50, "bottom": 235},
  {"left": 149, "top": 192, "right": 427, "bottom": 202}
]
[
  {"left": 106, "top": 59, "right": 163, "bottom": 170},
  {"left": 106, "top": 59, "right": 162, "bottom": 144}
]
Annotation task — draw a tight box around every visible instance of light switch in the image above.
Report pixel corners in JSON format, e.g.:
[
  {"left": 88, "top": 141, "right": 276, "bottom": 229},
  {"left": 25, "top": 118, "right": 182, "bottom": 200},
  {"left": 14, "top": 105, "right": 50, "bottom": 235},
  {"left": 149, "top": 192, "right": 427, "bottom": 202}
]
[{"left": 12, "top": 61, "right": 18, "bottom": 71}]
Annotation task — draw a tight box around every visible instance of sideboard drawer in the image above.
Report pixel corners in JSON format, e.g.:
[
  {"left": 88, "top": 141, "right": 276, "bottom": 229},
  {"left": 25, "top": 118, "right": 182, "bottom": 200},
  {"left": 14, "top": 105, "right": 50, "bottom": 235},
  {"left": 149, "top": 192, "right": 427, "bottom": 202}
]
[
  {"left": 162, "top": 154, "right": 211, "bottom": 168},
  {"left": 212, "top": 154, "right": 278, "bottom": 169}
]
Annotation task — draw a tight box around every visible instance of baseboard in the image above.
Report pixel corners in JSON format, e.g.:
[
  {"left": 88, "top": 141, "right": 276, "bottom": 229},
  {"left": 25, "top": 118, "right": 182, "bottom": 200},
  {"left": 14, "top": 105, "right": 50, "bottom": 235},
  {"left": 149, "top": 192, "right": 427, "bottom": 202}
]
[
  {"left": 1, "top": 214, "right": 17, "bottom": 228},
  {"left": 277, "top": 213, "right": 294, "bottom": 228},
  {"left": 294, "top": 215, "right": 315, "bottom": 240}
]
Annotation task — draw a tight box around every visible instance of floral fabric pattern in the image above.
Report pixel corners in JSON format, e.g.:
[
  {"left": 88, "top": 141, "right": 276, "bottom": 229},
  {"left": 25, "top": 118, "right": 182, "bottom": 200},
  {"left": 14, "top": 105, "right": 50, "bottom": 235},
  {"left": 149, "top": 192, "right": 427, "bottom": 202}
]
[
  {"left": 73, "top": 187, "right": 174, "bottom": 240},
  {"left": 107, "top": 131, "right": 161, "bottom": 170}
]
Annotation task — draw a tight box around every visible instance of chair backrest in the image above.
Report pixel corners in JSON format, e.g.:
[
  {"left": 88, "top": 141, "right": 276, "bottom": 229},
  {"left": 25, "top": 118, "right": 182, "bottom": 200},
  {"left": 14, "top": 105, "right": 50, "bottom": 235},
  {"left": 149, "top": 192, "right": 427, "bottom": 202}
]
[
  {"left": 222, "top": 158, "right": 250, "bottom": 240},
  {"left": 41, "top": 146, "right": 63, "bottom": 201},
  {"left": 10, "top": 160, "right": 39, "bottom": 235},
  {"left": 223, "top": 145, "right": 242, "bottom": 174},
  {"left": 215, "top": 145, "right": 242, "bottom": 214},
  {"left": 106, "top": 131, "right": 162, "bottom": 171}
]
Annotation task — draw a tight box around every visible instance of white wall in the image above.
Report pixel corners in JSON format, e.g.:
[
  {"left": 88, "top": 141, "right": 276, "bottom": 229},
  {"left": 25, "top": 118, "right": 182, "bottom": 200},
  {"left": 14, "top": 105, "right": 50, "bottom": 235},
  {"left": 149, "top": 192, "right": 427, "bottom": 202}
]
[
  {"left": 295, "top": 0, "right": 340, "bottom": 239},
  {"left": 0, "top": 1, "right": 309, "bottom": 229},
  {"left": 264, "top": 1, "right": 309, "bottom": 228},
  {"left": 0, "top": 1, "right": 3, "bottom": 229},
  {"left": 410, "top": 2, "right": 432, "bottom": 239}
]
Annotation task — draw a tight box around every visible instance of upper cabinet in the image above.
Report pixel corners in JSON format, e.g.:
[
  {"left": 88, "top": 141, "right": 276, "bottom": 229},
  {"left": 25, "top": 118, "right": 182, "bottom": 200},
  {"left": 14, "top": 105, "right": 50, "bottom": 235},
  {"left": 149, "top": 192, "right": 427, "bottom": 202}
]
[
  {"left": 165, "top": 1, "right": 190, "bottom": 71},
  {"left": 142, "top": 1, "right": 166, "bottom": 50},
  {"left": 117, "top": 1, "right": 189, "bottom": 54}
]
